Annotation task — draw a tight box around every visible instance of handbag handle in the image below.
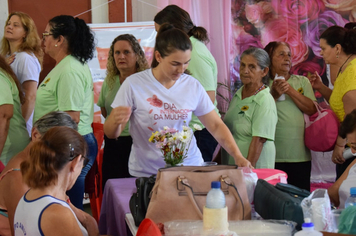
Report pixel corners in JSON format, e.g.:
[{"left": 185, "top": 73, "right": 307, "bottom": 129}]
[{"left": 178, "top": 175, "right": 245, "bottom": 220}]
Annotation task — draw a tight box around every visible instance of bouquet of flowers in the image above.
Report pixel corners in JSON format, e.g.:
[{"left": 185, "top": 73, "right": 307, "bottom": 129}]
[{"left": 149, "top": 122, "right": 201, "bottom": 166}]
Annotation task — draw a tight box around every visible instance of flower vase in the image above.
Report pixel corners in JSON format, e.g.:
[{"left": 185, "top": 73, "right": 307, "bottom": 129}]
[{"left": 165, "top": 163, "right": 183, "bottom": 168}]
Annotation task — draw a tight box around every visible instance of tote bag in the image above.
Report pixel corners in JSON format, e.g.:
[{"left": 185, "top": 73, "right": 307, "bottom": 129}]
[
  {"left": 145, "top": 165, "right": 251, "bottom": 224},
  {"left": 304, "top": 102, "right": 339, "bottom": 152}
]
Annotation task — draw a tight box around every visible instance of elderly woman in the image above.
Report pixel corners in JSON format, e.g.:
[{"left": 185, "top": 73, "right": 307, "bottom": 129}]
[
  {"left": 14, "top": 126, "right": 99, "bottom": 236},
  {"left": 265, "top": 41, "right": 317, "bottom": 191},
  {"left": 310, "top": 26, "right": 356, "bottom": 179},
  {"left": 328, "top": 109, "right": 356, "bottom": 208},
  {"left": 104, "top": 24, "right": 252, "bottom": 177},
  {"left": 154, "top": 5, "right": 220, "bottom": 162},
  {"left": 97, "top": 34, "right": 149, "bottom": 189},
  {"left": 0, "top": 111, "right": 78, "bottom": 236},
  {"left": 222, "top": 47, "right": 277, "bottom": 168},
  {"left": 33, "top": 15, "right": 97, "bottom": 209},
  {"left": 1, "top": 12, "right": 43, "bottom": 134},
  {"left": 0, "top": 55, "right": 29, "bottom": 166}
]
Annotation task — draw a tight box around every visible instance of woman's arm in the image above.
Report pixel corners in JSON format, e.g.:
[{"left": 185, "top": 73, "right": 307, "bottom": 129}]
[
  {"left": 41, "top": 204, "right": 99, "bottom": 236},
  {"left": 4, "top": 171, "right": 29, "bottom": 236},
  {"left": 280, "top": 80, "right": 317, "bottom": 115},
  {"left": 0, "top": 104, "right": 13, "bottom": 156},
  {"left": 100, "top": 107, "right": 107, "bottom": 119},
  {"left": 65, "top": 111, "right": 80, "bottom": 124},
  {"left": 198, "top": 110, "right": 253, "bottom": 168},
  {"left": 21, "top": 81, "right": 37, "bottom": 122},
  {"left": 246, "top": 137, "right": 266, "bottom": 168},
  {"left": 309, "top": 71, "right": 333, "bottom": 101},
  {"left": 328, "top": 159, "right": 356, "bottom": 207},
  {"left": 104, "top": 106, "right": 131, "bottom": 139},
  {"left": 68, "top": 201, "right": 99, "bottom": 236}
]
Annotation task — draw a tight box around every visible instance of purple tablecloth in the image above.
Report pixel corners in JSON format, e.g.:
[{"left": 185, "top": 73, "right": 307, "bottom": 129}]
[{"left": 99, "top": 178, "right": 136, "bottom": 236}]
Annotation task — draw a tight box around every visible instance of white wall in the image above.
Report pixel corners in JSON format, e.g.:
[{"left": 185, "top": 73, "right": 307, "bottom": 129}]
[
  {"left": 91, "top": 0, "right": 109, "bottom": 23},
  {"left": 132, "top": 0, "right": 159, "bottom": 22},
  {"left": 0, "top": 0, "right": 9, "bottom": 40}
]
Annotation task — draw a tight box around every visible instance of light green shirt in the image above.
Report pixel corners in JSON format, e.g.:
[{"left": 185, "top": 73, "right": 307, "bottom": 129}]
[
  {"left": 34, "top": 55, "right": 94, "bottom": 135},
  {"left": 188, "top": 36, "right": 220, "bottom": 129},
  {"left": 97, "top": 75, "right": 130, "bottom": 136},
  {"left": 269, "top": 74, "right": 316, "bottom": 163},
  {"left": 222, "top": 87, "right": 277, "bottom": 168},
  {"left": 0, "top": 70, "right": 30, "bottom": 165}
]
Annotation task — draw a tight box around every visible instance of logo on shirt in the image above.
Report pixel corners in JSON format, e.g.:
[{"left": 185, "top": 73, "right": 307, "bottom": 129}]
[
  {"left": 40, "top": 78, "right": 51, "bottom": 88},
  {"left": 146, "top": 94, "right": 192, "bottom": 131},
  {"left": 297, "top": 87, "right": 304, "bottom": 95}
]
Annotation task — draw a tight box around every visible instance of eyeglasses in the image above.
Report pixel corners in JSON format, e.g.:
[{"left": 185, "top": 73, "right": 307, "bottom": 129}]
[
  {"left": 42, "top": 32, "right": 53, "bottom": 39},
  {"left": 68, "top": 144, "right": 89, "bottom": 167}
]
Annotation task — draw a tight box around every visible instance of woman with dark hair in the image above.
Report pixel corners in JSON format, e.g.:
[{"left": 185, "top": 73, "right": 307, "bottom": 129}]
[
  {"left": 265, "top": 41, "right": 316, "bottom": 191},
  {"left": 1, "top": 12, "right": 43, "bottom": 134},
  {"left": 97, "top": 34, "right": 149, "bottom": 189},
  {"left": 13, "top": 126, "right": 99, "bottom": 236},
  {"left": 222, "top": 47, "right": 277, "bottom": 168},
  {"left": 154, "top": 5, "right": 220, "bottom": 162},
  {"left": 0, "top": 55, "right": 29, "bottom": 166},
  {"left": 33, "top": 15, "right": 97, "bottom": 209},
  {"left": 328, "top": 109, "right": 356, "bottom": 208},
  {"left": 104, "top": 24, "right": 252, "bottom": 177},
  {"left": 310, "top": 26, "right": 356, "bottom": 179}
]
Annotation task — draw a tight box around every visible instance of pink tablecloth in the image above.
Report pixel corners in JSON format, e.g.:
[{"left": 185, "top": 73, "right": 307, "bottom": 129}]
[{"left": 99, "top": 178, "right": 136, "bottom": 236}]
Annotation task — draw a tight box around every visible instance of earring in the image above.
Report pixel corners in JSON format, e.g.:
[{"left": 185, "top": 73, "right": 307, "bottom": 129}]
[{"left": 55, "top": 44, "right": 58, "bottom": 47}]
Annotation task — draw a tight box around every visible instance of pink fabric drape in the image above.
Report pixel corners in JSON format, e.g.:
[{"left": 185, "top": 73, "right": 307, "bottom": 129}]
[{"left": 155, "top": 0, "right": 232, "bottom": 114}]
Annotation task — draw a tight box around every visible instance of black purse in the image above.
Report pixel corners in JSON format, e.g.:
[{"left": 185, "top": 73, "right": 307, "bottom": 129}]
[
  {"left": 129, "top": 176, "right": 156, "bottom": 226},
  {"left": 254, "top": 179, "right": 311, "bottom": 229}
]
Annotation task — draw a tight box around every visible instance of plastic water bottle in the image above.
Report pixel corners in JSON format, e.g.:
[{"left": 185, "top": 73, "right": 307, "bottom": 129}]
[
  {"left": 206, "top": 181, "right": 225, "bottom": 209},
  {"left": 294, "top": 218, "right": 322, "bottom": 236},
  {"left": 345, "top": 187, "right": 356, "bottom": 208}
]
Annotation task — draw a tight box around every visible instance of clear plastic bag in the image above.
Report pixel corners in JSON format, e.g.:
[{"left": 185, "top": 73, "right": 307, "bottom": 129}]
[
  {"left": 163, "top": 220, "right": 296, "bottom": 236},
  {"left": 301, "top": 189, "right": 334, "bottom": 232}
]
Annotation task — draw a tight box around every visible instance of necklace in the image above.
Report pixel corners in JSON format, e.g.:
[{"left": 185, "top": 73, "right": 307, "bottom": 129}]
[
  {"left": 254, "top": 84, "right": 265, "bottom": 95},
  {"left": 338, "top": 54, "right": 354, "bottom": 75}
]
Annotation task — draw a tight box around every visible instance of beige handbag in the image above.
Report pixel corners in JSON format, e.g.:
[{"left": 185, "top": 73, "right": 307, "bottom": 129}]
[{"left": 146, "top": 165, "right": 251, "bottom": 224}]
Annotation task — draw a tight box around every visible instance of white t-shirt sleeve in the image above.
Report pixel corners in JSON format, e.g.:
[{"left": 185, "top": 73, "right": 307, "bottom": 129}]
[
  {"left": 192, "top": 79, "right": 215, "bottom": 117},
  {"left": 12, "top": 52, "right": 41, "bottom": 84},
  {"left": 111, "top": 77, "right": 134, "bottom": 108}
]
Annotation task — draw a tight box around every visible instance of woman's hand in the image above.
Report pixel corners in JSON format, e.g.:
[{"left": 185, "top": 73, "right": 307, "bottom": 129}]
[
  {"left": 111, "top": 106, "right": 131, "bottom": 126},
  {"left": 308, "top": 71, "right": 324, "bottom": 90},
  {"left": 332, "top": 145, "right": 345, "bottom": 164},
  {"left": 235, "top": 157, "right": 254, "bottom": 169},
  {"left": 271, "top": 79, "right": 289, "bottom": 99},
  {"left": 6, "top": 54, "right": 15, "bottom": 65}
]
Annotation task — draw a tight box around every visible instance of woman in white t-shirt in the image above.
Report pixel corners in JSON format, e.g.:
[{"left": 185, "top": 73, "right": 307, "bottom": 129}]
[
  {"left": 328, "top": 109, "right": 356, "bottom": 208},
  {"left": 0, "top": 12, "right": 43, "bottom": 134},
  {"left": 104, "top": 23, "right": 252, "bottom": 177}
]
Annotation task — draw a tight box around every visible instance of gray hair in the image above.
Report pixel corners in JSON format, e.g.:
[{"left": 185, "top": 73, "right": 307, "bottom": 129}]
[
  {"left": 33, "top": 111, "right": 78, "bottom": 136},
  {"left": 240, "top": 47, "right": 270, "bottom": 84}
]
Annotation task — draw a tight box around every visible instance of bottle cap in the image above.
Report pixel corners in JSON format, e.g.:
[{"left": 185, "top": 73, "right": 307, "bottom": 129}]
[
  {"left": 211, "top": 181, "right": 221, "bottom": 188},
  {"left": 302, "top": 218, "right": 314, "bottom": 228},
  {"left": 350, "top": 187, "right": 356, "bottom": 195}
]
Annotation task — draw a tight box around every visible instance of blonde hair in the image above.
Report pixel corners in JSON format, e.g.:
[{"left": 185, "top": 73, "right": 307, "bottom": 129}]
[
  {"left": 106, "top": 34, "right": 149, "bottom": 90},
  {"left": 0, "top": 12, "right": 43, "bottom": 68}
]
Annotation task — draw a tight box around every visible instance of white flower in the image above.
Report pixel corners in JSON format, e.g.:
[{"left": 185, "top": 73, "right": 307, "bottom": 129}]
[
  {"left": 182, "top": 125, "right": 190, "bottom": 132},
  {"left": 163, "top": 126, "right": 169, "bottom": 130},
  {"left": 179, "top": 130, "right": 191, "bottom": 143},
  {"left": 193, "top": 124, "right": 202, "bottom": 131}
]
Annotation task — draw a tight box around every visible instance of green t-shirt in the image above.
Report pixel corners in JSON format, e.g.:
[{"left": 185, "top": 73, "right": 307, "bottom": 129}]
[
  {"left": 97, "top": 75, "right": 130, "bottom": 136},
  {"left": 222, "top": 87, "right": 277, "bottom": 168},
  {"left": 34, "top": 55, "right": 94, "bottom": 135},
  {"left": 0, "top": 70, "right": 30, "bottom": 165},
  {"left": 269, "top": 74, "right": 316, "bottom": 163},
  {"left": 188, "top": 36, "right": 220, "bottom": 129}
]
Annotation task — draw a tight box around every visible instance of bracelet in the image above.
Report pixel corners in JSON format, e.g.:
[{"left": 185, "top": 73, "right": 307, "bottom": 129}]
[{"left": 336, "top": 143, "right": 345, "bottom": 148}]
